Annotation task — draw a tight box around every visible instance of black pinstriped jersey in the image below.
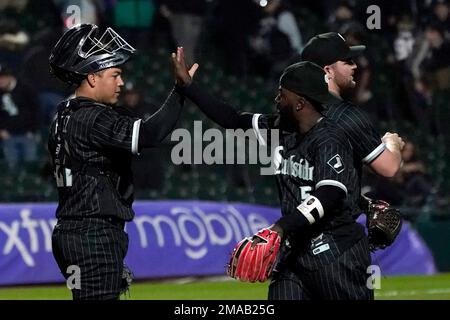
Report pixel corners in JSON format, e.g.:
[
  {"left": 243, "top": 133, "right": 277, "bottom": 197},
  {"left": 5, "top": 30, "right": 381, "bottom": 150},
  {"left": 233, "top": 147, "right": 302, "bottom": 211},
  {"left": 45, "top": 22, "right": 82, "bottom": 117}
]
[
  {"left": 324, "top": 99, "right": 385, "bottom": 173},
  {"left": 48, "top": 97, "right": 142, "bottom": 221},
  {"left": 253, "top": 114, "right": 365, "bottom": 249}
]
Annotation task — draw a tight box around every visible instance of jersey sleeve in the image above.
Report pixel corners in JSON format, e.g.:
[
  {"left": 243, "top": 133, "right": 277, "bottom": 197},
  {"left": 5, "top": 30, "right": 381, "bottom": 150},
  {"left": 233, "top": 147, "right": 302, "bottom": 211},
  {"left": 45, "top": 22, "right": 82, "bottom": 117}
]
[
  {"left": 179, "top": 81, "right": 278, "bottom": 145},
  {"left": 334, "top": 104, "right": 385, "bottom": 164},
  {"left": 312, "top": 129, "right": 356, "bottom": 195},
  {"left": 90, "top": 109, "right": 141, "bottom": 154}
]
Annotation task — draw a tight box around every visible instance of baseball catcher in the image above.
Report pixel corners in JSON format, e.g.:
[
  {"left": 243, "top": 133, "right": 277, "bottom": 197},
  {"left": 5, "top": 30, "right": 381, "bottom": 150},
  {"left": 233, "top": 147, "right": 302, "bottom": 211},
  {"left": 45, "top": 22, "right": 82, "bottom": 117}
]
[{"left": 49, "top": 25, "right": 197, "bottom": 300}]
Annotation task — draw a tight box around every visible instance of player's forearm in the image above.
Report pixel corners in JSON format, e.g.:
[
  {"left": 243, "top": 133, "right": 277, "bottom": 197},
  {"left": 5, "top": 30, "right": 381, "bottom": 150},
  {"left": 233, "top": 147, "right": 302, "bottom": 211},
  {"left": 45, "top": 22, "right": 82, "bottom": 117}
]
[
  {"left": 370, "top": 148, "right": 402, "bottom": 177},
  {"left": 370, "top": 132, "right": 404, "bottom": 177},
  {"left": 276, "top": 185, "right": 345, "bottom": 236},
  {"left": 138, "top": 87, "right": 184, "bottom": 147},
  {"left": 384, "top": 146, "right": 402, "bottom": 174},
  {"left": 176, "top": 81, "right": 251, "bottom": 129}
]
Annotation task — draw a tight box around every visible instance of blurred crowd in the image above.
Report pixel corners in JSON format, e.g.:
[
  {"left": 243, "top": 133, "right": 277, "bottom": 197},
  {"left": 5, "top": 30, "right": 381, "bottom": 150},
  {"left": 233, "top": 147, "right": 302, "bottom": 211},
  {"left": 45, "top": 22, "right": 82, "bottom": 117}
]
[{"left": 0, "top": 0, "right": 449, "bottom": 216}]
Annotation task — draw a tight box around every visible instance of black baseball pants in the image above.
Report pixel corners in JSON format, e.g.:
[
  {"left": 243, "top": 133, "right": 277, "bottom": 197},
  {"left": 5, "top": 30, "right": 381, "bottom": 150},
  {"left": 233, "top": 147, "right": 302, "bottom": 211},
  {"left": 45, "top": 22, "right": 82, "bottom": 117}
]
[
  {"left": 52, "top": 217, "right": 129, "bottom": 300},
  {"left": 268, "top": 236, "right": 374, "bottom": 300}
]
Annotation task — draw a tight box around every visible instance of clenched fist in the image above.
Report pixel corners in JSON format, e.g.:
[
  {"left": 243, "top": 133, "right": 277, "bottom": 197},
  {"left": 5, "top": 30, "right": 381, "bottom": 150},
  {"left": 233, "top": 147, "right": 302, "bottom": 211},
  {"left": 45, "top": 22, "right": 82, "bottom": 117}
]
[{"left": 382, "top": 132, "right": 405, "bottom": 151}]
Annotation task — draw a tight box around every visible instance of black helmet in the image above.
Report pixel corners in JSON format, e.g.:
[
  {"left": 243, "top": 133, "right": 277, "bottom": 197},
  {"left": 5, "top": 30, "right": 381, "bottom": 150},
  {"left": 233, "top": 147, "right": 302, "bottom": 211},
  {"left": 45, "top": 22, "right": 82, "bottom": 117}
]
[{"left": 49, "top": 24, "right": 136, "bottom": 85}]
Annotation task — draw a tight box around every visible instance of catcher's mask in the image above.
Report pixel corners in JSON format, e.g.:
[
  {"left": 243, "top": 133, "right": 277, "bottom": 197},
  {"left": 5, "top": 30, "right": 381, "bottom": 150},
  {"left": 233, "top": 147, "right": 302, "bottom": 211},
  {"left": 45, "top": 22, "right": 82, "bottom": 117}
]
[{"left": 49, "top": 24, "right": 136, "bottom": 86}]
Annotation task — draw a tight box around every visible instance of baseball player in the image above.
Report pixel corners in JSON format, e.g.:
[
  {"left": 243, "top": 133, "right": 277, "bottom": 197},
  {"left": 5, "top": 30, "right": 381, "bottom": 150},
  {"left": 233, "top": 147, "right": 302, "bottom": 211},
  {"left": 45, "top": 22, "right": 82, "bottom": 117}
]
[
  {"left": 300, "top": 32, "right": 405, "bottom": 217},
  {"left": 48, "top": 25, "right": 197, "bottom": 300},
  {"left": 173, "top": 48, "right": 373, "bottom": 299}
]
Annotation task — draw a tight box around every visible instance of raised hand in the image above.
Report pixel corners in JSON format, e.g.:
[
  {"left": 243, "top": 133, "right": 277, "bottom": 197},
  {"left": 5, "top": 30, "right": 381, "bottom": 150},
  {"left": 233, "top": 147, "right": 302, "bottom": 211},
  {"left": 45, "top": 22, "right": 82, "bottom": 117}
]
[{"left": 171, "top": 47, "right": 199, "bottom": 87}]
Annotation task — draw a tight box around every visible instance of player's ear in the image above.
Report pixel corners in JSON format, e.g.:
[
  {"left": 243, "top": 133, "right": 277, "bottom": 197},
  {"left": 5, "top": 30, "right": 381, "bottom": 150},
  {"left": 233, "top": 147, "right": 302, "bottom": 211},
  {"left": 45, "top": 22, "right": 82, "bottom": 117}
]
[
  {"left": 86, "top": 73, "right": 96, "bottom": 88},
  {"left": 323, "top": 65, "right": 333, "bottom": 83},
  {"left": 296, "top": 96, "right": 306, "bottom": 111}
]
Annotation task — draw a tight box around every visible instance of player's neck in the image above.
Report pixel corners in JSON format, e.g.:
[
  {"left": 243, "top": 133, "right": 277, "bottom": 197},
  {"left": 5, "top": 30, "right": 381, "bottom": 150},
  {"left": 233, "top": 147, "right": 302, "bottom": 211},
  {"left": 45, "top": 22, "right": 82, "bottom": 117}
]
[
  {"left": 298, "top": 112, "right": 323, "bottom": 134},
  {"left": 328, "top": 82, "right": 342, "bottom": 99},
  {"left": 75, "top": 86, "right": 98, "bottom": 102}
]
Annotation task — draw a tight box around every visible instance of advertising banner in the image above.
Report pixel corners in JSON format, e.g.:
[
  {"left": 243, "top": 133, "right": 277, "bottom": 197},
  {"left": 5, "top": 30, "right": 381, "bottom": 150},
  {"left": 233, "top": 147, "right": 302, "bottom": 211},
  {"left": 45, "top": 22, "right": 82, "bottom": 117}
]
[{"left": 0, "top": 201, "right": 436, "bottom": 286}]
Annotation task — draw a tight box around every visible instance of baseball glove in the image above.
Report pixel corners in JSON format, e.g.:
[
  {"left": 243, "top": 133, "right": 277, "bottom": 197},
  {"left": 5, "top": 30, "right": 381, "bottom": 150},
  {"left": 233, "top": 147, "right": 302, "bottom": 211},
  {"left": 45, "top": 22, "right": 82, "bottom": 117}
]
[
  {"left": 227, "top": 228, "right": 281, "bottom": 282},
  {"left": 366, "top": 200, "right": 402, "bottom": 251}
]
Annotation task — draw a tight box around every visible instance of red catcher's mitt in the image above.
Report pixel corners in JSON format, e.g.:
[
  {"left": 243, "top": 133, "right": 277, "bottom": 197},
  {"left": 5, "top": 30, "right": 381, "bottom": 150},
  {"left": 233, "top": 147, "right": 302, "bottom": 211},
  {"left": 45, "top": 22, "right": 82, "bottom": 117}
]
[{"left": 227, "top": 228, "right": 281, "bottom": 282}]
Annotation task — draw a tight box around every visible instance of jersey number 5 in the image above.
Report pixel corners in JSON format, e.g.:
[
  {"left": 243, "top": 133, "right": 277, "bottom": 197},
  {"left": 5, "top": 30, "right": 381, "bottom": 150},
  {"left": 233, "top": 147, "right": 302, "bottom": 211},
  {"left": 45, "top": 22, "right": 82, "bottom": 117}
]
[{"left": 300, "top": 186, "right": 312, "bottom": 201}]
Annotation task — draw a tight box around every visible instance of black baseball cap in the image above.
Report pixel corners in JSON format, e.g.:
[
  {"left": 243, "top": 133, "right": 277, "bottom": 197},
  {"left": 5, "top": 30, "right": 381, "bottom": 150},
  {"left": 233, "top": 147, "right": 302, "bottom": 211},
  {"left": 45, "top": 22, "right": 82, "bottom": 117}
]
[
  {"left": 301, "top": 32, "right": 366, "bottom": 67},
  {"left": 279, "top": 61, "right": 335, "bottom": 105}
]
